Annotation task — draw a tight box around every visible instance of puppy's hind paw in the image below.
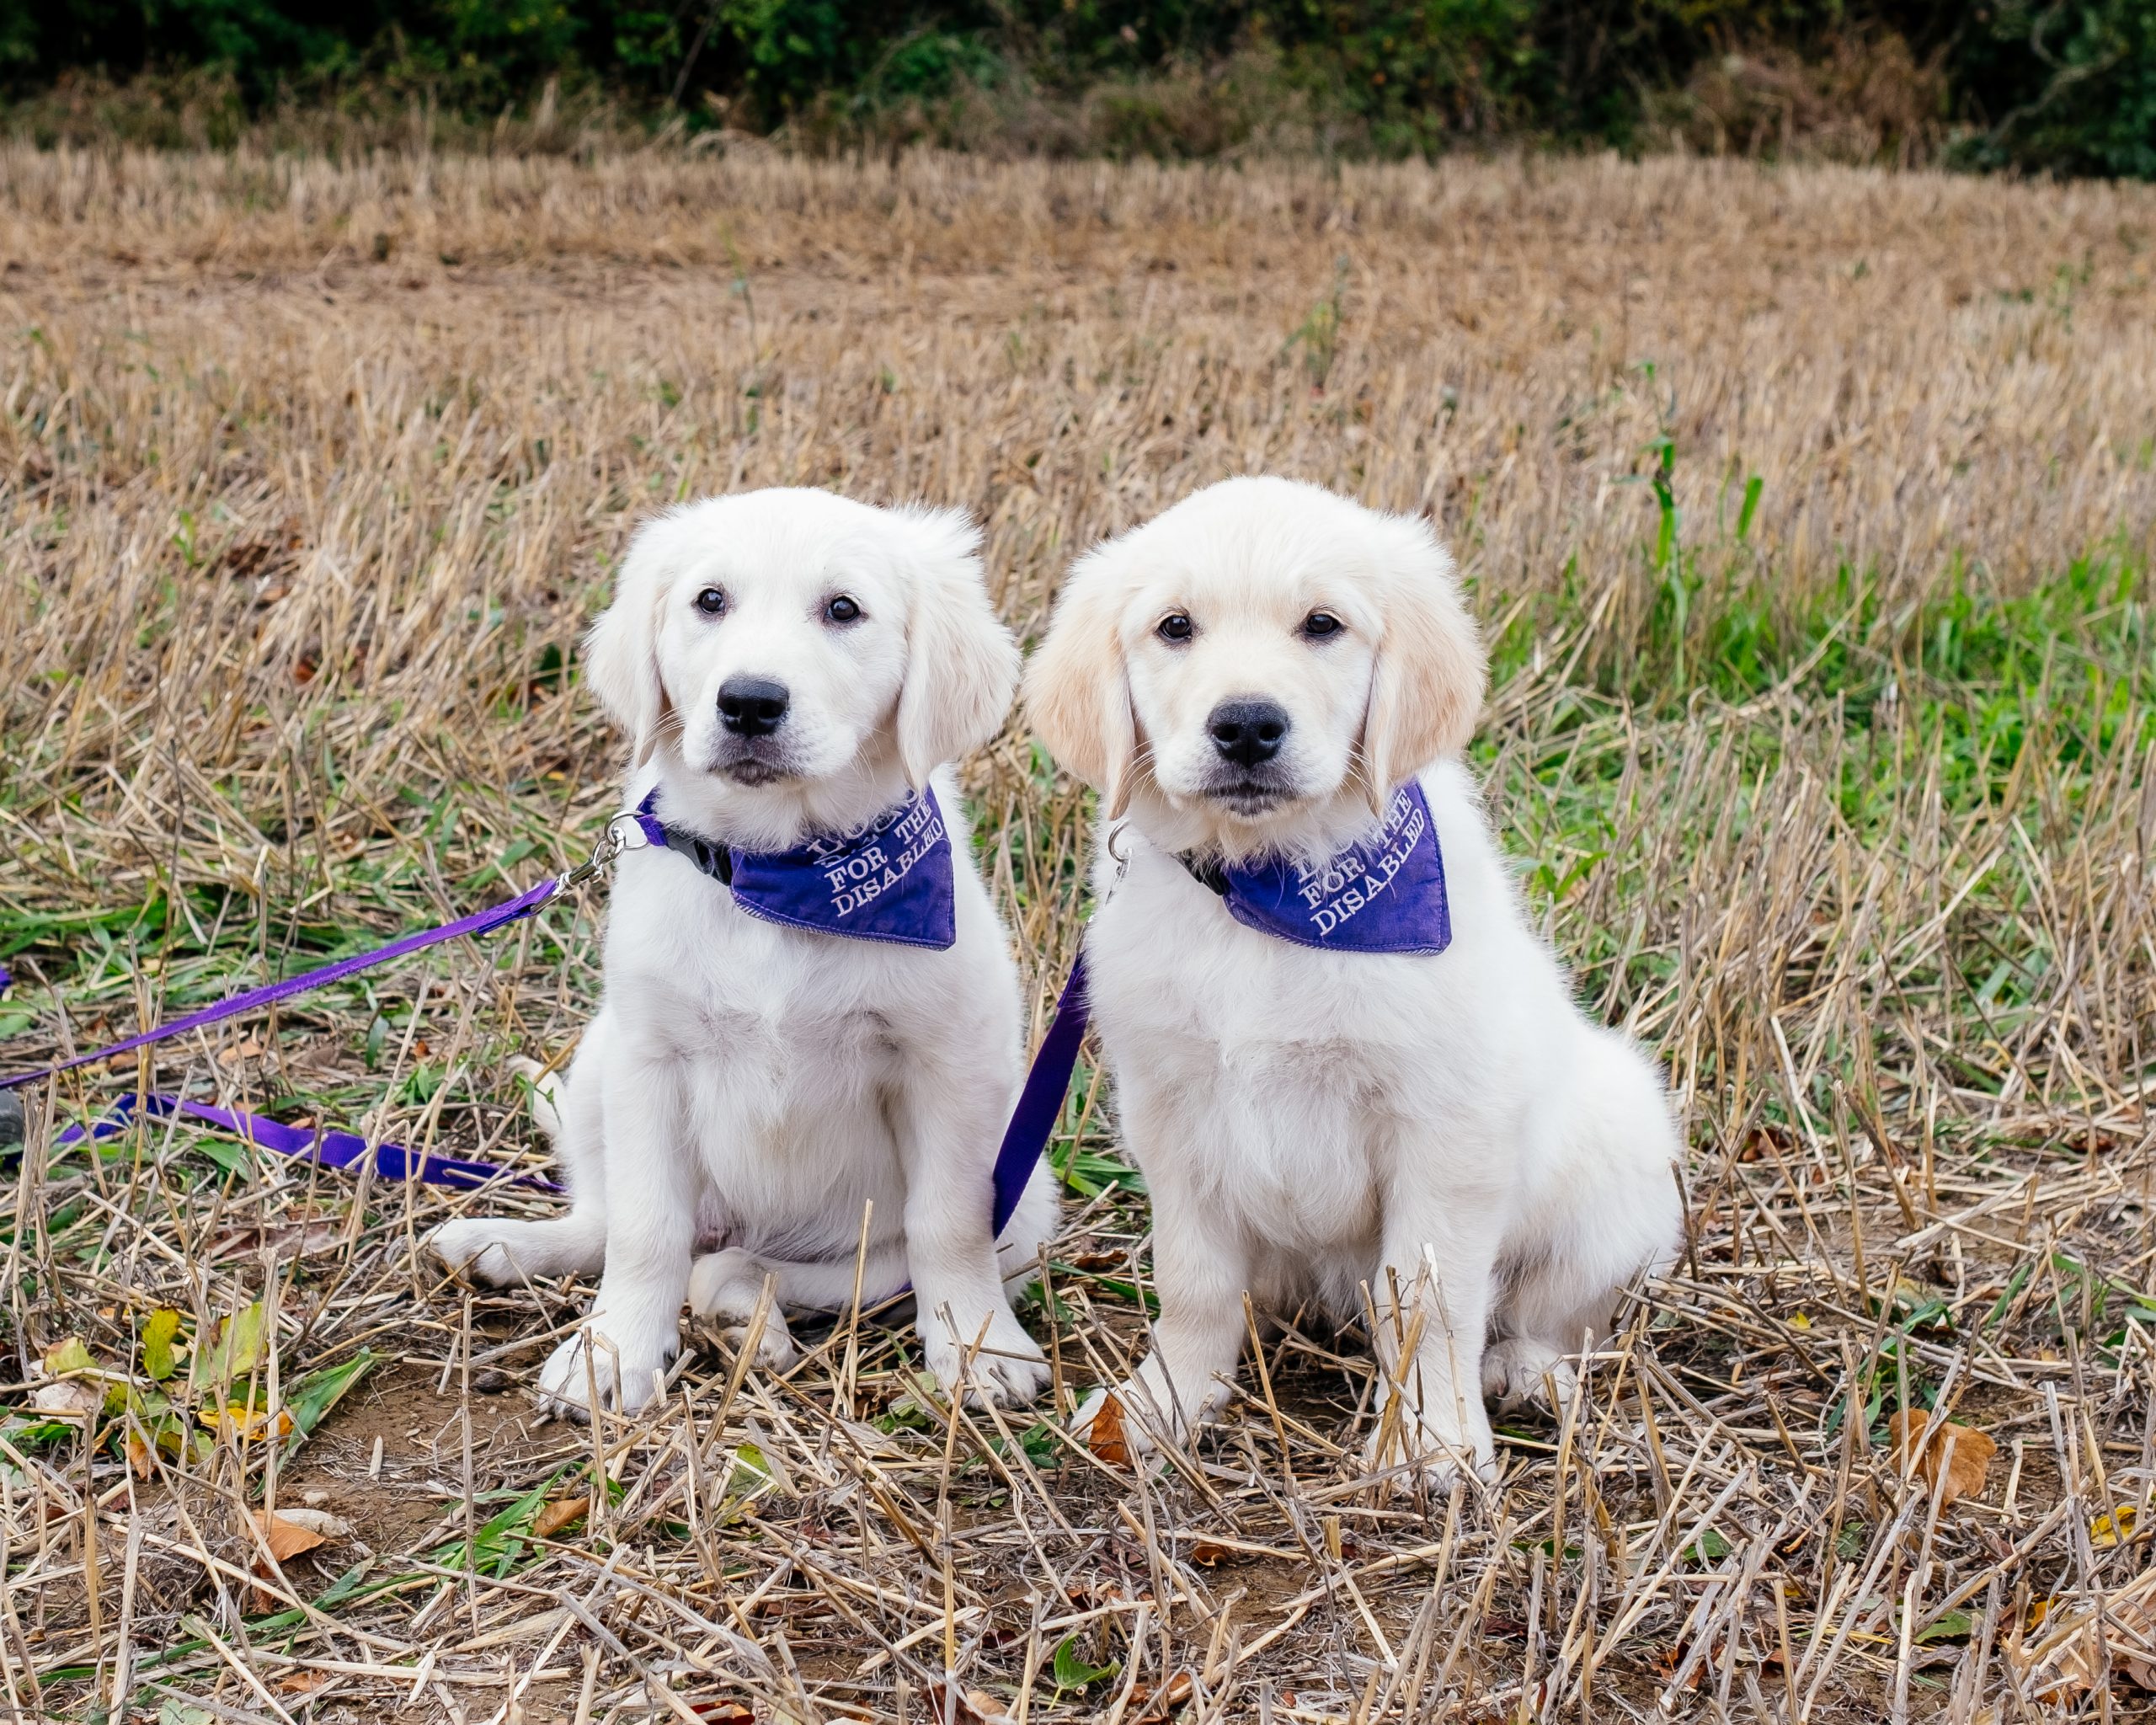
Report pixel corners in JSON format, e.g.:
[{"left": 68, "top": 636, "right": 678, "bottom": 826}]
[
  {"left": 425, "top": 1219, "right": 524, "bottom": 1287},
  {"left": 506, "top": 1055, "right": 566, "bottom": 1140},
  {"left": 1481, "top": 1338, "right": 1578, "bottom": 1413},
  {"left": 713, "top": 1313, "right": 800, "bottom": 1373},
  {"left": 686, "top": 1249, "right": 798, "bottom": 1370}
]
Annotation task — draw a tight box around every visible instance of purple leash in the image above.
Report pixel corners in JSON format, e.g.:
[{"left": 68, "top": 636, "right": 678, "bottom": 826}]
[
  {"left": 0, "top": 873, "right": 564, "bottom": 1093},
  {"left": 49, "top": 1091, "right": 566, "bottom": 1194},
  {"left": 990, "top": 952, "right": 1088, "bottom": 1236},
  {"left": 0, "top": 833, "right": 1090, "bottom": 1229}
]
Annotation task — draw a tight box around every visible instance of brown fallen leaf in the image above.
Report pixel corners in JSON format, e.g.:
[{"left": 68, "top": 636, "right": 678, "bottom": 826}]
[
  {"left": 208, "top": 1219, "right": 344, "bottom": 1263},
  {"left": 921, "top": 1682, "right": 1010, "bottom": 1725},
  {"left": 251, "top": 1507, "right": 337, "bottom": 1562},
  {"left": 276, "top": 1670, "right": 333, "bottom": 1696},
  {"left": 1129, "top": 1669, "right": 1196, "bottom": 1722},
  {"left": 1088, "top": 1392, "right": 1129, "bottom": 1466},
  {"left": 533, "top": 1495, "right": 590, "bottom": 1540},
  {"left": 1888, "top": 1408, "right": 1996, "bottom": 1505},
  {"left": 246, "top": 1507, "right": 344, "bottom": 1613},
  {"left": 1187, "top": 1540, "right": 1229, "bottom": 1567},
  {"left": 30, "top": 1381, "right": 101, "bottom": 1417},
  {"left": 2014, "top": 1567, "right": 2156, "bottom": 1698}
]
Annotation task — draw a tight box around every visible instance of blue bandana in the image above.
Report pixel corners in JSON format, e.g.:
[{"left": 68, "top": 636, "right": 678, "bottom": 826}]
[
  {"left": 633, "top": 786, "right": 958, "bottom": 950},
  {"left": 1182, "top": 782, "right": 1453, "bottom": 955}
]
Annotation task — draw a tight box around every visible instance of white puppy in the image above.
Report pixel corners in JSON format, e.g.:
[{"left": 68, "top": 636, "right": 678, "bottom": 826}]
[
  {"left": 431, "top": 489, "right": 1055, "bottom": 1415},
  {"left": 1026, "top": 477, "right": 1681, "bottom": 1486}
]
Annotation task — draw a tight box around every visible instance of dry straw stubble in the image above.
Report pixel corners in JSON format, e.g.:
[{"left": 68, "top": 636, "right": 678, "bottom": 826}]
[{"left": 0, "top": 143, "right": 2152, "bottom": 1720}]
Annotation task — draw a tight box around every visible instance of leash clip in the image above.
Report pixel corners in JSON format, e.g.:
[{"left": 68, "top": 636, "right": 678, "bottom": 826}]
[{"left": 556, "top": 814, "right": 643, "bottom": 893}]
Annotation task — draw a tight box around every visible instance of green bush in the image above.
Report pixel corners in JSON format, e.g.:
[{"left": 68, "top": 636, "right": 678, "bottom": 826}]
[
  {"left": 1951, "top": 0, "right": 2156, "bottom": 179},
  {"left": 0, "top": 0, "right": 2149, "bottom": 177}
]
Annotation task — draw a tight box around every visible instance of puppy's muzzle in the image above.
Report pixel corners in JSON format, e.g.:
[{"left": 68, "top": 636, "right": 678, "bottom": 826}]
[
  {"left": 1208, "top": 697, "right": 1289, "bottom": 768},
  {"left": 718, "top": 676, "right": 790, "bottom": 739}
]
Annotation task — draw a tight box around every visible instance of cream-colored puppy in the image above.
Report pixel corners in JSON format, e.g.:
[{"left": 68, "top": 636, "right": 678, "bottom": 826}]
[
  {"left": 1027, "top": 477, "right": 1680, "bottom": 1487},
  {"left": 431, "top": 489, "right": 1054, "bottom": 1415}
]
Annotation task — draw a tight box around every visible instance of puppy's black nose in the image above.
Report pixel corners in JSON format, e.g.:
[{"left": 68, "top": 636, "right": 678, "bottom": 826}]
[
  {"left": 718, "top": 676, "right": 790, "bottom": 738},
  {"left": 1208, "top": 697, "right": 1289, "bottom": 767}
]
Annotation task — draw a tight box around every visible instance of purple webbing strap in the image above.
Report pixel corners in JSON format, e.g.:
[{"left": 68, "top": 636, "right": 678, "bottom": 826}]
[
  {"left": 30, "top": 954, "right": 1087, "bottom": 1215},
  {"left": 50, "top": 1092, "right": 564, "bottom": 1194},
  {"left": 990, "top": 952, "right": 1089, "bottom": 1237},
  {"left": 0, "top": 861, "right": 1090, "bottom": 1221},
  {"left": 0, "top": 876, "right": 561, "bottom": 1092}
]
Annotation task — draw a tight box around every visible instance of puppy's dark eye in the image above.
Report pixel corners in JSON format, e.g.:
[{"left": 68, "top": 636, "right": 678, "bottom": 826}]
[
  {"left": 825, "top": 595, "right": 862, "bottom": 625},
  {"left": 1157, "top": 612, "right": 1194, "bottom": 644},
  {"left": 1301, "top": 611, "right": 1342, "bottom": 639},
  {"left": 693, "top": 587, "right": 727, "bottom": 617}
]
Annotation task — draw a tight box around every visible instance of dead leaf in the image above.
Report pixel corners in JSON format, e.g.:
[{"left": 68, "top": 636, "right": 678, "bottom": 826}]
[
  {"left": 203, "top": 1404, "right": 295, "bottom": 1443},
  {"left": 533, "top": 1496, "right": 590, "bottom": 1540},
  {"left": 216, "top": 1035, "right": 267, "bottom": 1067},
  {"left": 125, "top": 1430, "right": 155, "bottom": 1477},
  {"left": 275, "top": 1671, "right": 333, "bottom": 1696},
  {"left": 2013, "top": 1567, "right": 2156, "bottom": 1698},
  {"left": 1129, "top": 1669, "right": 1196, "bottom": 1722},
  {"left": 1648, "top": 1642, "right": 1709, "bottom": 1692},
  {"left": 1187, "top": 1540, "right": 1230, "bottom": 1567},
  {"left": 1888, "top": 1408, "right": 1995, "bottom": 1504},
  {"left": 1088, "top": 1392, "right": 1129, "bottom": 1466},
  {"left": 30, "top": 1380, "right": 101, "bottom": 1417},
  {"left": 921, "top": 1683, "right": 1010, "bottom": 1725},
  {"left": 250, "top": 1507, "right": 341, "bottom": 1562},
  {"left": 207, "top": 1218, "right": 344, "bottom": 1263},
  {"left": 2093, "top": 1504, "right": 2145, "bottom": 1548}
]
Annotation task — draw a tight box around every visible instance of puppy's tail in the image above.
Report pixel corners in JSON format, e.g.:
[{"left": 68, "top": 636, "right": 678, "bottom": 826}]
[{"left": 507, "top": 1055, "right": 568, "bottom": 1143}]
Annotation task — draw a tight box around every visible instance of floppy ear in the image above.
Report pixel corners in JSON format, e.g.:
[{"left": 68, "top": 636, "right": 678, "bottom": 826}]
[
  {"left": 892, "top": 507, "right": 1021, "bottom": 787},
  {"left": 1023, "top": 542, "right": 1139, "bottom": 818},
  {"left": 583, "top": 517, "right": 675, "bottom": 766},
  {"left": 1359, "top": 521, "right": 1486, "bottom": 812}
]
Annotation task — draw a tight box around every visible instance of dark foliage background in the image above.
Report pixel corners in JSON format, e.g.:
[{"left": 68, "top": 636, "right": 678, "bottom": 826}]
[{"left": 0, "top": 1, "right": 2147, "bottom": 176}]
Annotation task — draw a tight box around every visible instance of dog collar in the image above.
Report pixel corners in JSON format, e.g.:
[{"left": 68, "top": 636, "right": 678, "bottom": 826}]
[
  {"left": 633, "top": 786, "right": 958, "bottom": 950},
  {"left": 1177, "top": 781, "right": 1453, "bottom": 955}
]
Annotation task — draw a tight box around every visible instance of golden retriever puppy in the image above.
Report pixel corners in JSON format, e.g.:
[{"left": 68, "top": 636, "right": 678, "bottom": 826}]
[
  {"left": 432, "top": 489, "right": 1054, "bottom": 1415},
  {"left": 1026, "top": 477, "right": 1680, "bottom": 1487}
]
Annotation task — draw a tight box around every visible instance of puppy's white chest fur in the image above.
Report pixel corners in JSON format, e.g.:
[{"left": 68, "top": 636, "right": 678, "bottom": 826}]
[
  {"left": 606, "top": 846, "right": 911, "bottom": 1260},
  {"left": 1087, "top": 762, "right": 1524, "bottom": 1303}
]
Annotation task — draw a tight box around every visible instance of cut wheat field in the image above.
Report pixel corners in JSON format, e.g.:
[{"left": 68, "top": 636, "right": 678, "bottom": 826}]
[{"left": 0, "top": 142, "right": 2153, "bottom": 1723}]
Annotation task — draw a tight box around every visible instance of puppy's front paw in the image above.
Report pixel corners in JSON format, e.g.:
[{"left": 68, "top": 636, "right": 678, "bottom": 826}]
[
  {"left": 426, "top": 1219, "right": 526, "bottom": 1286},
  {"left": 536, "top": 1321, "right": 678, "bottom": 1419},
  {"left": 1362, "top": 1415, "right": 1499, "bottom": 1493},
  {"left": 1070, "top": 1382, "right": 1162, "bottom": 1466},
  {"left": 922, "top": 1312, "right": 1049, "bottom": 1408},
  {"left": 1071, "top": 1359, "right": 1217, "bottom": 1460}
]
